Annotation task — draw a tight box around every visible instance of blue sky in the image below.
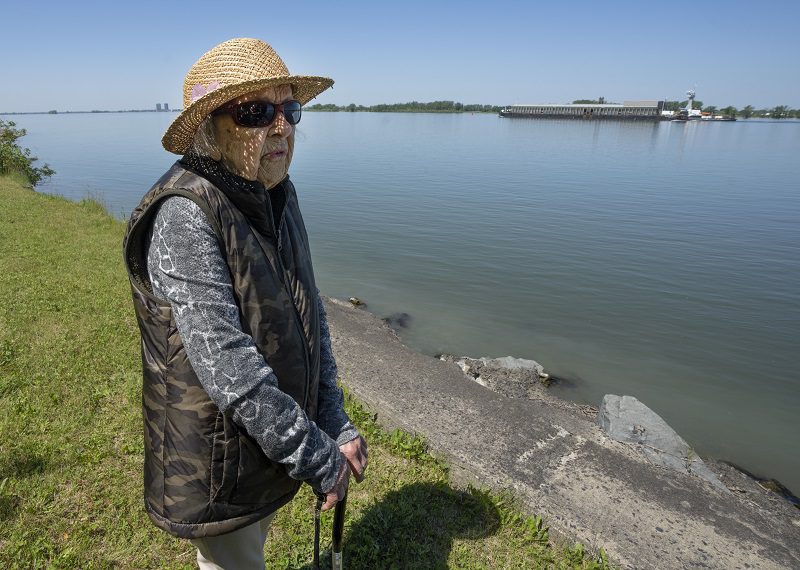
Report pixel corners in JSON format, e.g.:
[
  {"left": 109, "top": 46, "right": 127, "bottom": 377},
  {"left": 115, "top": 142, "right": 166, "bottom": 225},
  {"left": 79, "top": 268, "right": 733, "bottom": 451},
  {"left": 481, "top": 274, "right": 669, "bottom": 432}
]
[{"left": 1, "top": 0, "right": 798, "bottom": 112}]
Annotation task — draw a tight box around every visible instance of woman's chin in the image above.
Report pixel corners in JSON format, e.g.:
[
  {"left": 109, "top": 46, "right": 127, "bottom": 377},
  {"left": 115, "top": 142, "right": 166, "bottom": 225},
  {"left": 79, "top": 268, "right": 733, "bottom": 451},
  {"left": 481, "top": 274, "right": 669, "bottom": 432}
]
[{"left": 257, "top": 162, "right": 288, "bottom": 189}]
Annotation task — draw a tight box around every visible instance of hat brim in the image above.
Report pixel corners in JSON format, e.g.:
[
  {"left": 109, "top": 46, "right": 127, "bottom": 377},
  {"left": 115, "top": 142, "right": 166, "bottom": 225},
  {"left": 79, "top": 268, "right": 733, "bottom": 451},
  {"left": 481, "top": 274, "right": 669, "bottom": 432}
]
[{"left": 162, "top": 75, "right": 333, "bottom": 154}]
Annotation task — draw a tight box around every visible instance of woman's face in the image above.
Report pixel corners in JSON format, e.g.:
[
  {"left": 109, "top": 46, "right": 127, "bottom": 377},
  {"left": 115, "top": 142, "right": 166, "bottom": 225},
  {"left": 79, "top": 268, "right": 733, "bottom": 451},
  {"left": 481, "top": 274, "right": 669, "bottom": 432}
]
[{"left": 212, "top": 84, "right": 295, "bottom": 189}]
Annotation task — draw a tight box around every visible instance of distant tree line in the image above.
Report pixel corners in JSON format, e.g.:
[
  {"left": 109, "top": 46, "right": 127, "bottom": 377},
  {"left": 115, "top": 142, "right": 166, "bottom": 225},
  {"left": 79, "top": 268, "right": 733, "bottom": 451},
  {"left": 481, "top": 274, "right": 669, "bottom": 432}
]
[
  {"left": 306, "top": 101, "right": 502, "bottom": 114},
  {"left": 662, "top": 101, "right": 799, "bottom": 119},
  {"left": 572, "top": 98, "right": 615, "bottom": 104}
]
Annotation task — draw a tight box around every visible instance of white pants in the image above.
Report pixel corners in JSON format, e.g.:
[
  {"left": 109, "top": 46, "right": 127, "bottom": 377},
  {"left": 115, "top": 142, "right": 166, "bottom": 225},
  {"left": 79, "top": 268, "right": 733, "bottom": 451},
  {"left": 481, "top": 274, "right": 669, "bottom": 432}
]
[{"left": 190, "top": 513, "right": 277, "bottom": 570}]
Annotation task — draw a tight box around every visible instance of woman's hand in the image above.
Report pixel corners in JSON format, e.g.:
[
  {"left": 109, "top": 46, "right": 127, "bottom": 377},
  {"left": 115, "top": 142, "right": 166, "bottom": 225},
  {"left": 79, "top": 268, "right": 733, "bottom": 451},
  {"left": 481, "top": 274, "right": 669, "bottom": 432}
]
[
  {"left": 321, "top": 436, "right": 368, "bottom": 511},
  {"left": 340, "top": 435, "right": 368, "bottom": 483},
  {"left": 321, "top": 458, "right": 349, "bottom": 511}
]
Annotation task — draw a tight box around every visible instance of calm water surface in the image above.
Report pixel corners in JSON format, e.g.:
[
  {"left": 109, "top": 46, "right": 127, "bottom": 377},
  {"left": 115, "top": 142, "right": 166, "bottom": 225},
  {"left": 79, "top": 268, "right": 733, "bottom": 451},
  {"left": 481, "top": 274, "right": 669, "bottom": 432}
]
[{"left": 11, "top": 111, "right": 800, "bottom": 492}]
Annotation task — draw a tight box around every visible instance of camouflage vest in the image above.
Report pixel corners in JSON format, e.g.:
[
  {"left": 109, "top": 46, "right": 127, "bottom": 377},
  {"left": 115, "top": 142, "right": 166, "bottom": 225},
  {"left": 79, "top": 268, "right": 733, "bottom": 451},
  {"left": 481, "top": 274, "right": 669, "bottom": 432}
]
[{"left": 123, "top": 160, "right": 321, "bottom": 538}]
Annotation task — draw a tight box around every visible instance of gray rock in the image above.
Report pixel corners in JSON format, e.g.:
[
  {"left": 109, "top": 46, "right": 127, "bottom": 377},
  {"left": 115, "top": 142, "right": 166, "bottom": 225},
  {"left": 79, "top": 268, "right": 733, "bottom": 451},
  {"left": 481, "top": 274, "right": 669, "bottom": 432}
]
[
  {"left": 382, "top": 312, "right": 411, "bottom": 331},
  {"left": 437, "top": 355, "right": 598, "bottom": 418},
  {"left": 440, "top": 355, "right": 547, "bottom": 399},
  {"left": 480, "top": 356, "right": 546, "bottom": 373},
  {"left": 599, "top": 394, "right": 727, "bottom": 492}
]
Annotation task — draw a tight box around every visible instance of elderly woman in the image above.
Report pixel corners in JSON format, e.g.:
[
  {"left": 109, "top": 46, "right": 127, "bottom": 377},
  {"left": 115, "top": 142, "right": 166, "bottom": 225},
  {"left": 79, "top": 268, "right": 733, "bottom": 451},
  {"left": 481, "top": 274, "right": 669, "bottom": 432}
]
[{"left": 123, "top": 38, "right": 367, "bottom": 568}]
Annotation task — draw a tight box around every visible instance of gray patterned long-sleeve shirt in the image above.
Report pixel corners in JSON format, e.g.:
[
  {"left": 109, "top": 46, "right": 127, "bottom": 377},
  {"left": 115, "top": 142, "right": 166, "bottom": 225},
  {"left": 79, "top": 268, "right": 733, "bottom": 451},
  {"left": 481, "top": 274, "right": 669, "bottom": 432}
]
[{"left": 145, "top": 195, "right": 358, "bottom": 494}]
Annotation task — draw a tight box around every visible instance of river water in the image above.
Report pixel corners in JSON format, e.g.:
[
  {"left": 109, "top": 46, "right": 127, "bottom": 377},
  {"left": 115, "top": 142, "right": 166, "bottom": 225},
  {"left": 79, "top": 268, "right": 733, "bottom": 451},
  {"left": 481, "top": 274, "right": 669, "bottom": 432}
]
[{"left": 8, "top": 111, "right": 799, "bottom": 493}]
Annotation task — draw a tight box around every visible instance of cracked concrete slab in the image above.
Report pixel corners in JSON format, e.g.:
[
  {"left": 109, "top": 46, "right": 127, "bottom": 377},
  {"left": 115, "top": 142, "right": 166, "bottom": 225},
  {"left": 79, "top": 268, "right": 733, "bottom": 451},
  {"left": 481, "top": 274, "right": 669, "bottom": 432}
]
[{"left": 324, "top": 297, "right": 800, "bottom": 570}]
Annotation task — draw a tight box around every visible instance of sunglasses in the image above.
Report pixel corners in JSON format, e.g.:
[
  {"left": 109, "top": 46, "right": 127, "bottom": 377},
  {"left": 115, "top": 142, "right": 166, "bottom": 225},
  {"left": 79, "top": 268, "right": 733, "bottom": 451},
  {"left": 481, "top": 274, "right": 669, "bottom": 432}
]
[{"left": 212, "top": 99, "right": 302, "bottom": 128}]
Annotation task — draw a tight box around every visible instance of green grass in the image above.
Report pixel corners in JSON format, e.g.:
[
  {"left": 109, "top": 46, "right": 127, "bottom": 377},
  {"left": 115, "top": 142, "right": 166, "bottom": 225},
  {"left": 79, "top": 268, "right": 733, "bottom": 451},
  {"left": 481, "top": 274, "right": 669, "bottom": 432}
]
[{"left": 0, "top": 174, "right": 613, "bottom": 569}]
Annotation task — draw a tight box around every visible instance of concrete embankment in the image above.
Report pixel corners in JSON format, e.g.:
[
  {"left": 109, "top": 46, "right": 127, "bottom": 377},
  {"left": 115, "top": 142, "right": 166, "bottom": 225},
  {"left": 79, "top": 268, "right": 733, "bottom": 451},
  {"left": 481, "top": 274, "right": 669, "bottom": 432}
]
[{"left": 323, "top": 297, "right": 800, "bottom": 570}]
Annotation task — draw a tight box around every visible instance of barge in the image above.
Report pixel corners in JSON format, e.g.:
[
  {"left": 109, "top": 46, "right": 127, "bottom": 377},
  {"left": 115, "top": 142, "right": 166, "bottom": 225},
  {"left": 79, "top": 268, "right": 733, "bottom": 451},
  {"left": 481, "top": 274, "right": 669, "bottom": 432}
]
[{"left": 499, "top": 100, "right": 665, "bottom": 121}]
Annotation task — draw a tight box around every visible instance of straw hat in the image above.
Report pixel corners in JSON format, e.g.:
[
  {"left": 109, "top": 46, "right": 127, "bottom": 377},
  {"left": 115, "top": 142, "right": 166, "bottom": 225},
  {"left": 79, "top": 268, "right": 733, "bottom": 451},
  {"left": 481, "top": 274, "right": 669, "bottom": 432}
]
[{"left": 162, "top": 38, "right": 333, "bottom": 154}]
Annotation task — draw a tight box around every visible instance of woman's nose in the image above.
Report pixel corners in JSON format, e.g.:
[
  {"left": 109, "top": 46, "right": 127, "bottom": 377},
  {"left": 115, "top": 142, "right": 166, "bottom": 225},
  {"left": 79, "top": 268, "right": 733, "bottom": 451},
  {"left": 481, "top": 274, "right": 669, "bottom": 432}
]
[{"left": 269, "top": 111, "right": 292, "bottom": 138}]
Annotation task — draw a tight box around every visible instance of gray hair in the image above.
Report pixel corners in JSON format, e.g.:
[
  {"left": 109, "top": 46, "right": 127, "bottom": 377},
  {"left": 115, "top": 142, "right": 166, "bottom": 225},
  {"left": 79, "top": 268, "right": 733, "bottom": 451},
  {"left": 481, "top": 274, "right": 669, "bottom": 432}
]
[{"left": 188, "top": 116, "right": 222, "bottom": 159}]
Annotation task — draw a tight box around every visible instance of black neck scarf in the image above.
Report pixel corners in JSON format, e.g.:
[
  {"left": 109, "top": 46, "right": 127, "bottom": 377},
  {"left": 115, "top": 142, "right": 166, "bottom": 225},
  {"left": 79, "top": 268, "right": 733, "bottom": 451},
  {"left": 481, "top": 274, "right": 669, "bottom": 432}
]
[{"left": 180, "top": 153, "right": 287, "bottom": 239}]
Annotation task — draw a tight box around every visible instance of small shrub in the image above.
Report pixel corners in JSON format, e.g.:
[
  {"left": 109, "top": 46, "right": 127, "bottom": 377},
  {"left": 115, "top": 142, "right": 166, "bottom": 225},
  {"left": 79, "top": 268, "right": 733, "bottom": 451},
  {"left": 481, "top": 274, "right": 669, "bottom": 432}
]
[{"left": 0, "top": 119, "right": 54, "bottom": 186}]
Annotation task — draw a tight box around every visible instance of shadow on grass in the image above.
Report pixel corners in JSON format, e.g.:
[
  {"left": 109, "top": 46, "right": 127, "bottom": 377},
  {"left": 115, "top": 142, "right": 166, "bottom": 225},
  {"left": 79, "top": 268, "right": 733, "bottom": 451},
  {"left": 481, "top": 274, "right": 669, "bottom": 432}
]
[
  {"left": 0, "top": 446, "right": 49, "bottom": 522},
  {"left": 0, "top": 494, "right": 20, "bottom": 522},
  {"left": 0, "top": 447, "right": 49, "bottom": 479},
  {"left": 295, "top": 481, "right": 500, "bottom": 570}
]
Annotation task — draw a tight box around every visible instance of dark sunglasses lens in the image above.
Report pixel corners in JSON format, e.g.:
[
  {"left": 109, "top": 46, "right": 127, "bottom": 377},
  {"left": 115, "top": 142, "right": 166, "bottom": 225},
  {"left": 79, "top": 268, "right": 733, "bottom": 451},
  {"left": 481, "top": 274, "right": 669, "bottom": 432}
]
[
  {"left": 283, "top": 101, "right": 302, "bottom": 125},
  {"left": 236, "top": 101, "right": 275, "bottom": 127}
]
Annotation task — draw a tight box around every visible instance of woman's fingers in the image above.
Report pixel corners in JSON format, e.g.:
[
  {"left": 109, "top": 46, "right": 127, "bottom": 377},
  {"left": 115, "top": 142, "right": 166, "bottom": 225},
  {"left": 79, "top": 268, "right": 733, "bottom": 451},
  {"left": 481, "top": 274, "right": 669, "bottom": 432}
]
[
  {"left": 322, "top": 459, "right": 350, "bottom": 511},
  {"left": 340, "top": 436, "right": 368, "bottom": 482}
]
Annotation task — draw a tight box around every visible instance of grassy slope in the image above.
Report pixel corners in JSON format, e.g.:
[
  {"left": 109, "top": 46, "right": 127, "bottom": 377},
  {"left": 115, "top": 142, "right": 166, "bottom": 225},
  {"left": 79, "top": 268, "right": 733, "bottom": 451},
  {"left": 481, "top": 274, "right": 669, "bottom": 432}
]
[{"left": 0, "top": 174, "right": 612, "bottom": 569}]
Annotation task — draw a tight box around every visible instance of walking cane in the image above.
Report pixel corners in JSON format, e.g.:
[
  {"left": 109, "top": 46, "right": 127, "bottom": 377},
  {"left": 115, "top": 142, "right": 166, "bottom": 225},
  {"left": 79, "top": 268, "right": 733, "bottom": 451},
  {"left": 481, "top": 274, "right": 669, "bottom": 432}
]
[
  {"left": 313, "top": 489, "right": 348, "bottom": 570},
  {"left": 331, "top": 490, "right": 348, "bottom": 570}
]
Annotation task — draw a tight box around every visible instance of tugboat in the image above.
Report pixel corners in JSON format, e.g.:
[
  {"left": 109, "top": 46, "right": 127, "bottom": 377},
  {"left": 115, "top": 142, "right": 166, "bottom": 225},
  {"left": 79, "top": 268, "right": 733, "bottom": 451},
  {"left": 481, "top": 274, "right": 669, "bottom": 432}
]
[
  {"left": 671, "top": 89, "right": 700, "bottom": 122},
  {"left": 671, "top": 88, "right": 736, "bottom": 121}
]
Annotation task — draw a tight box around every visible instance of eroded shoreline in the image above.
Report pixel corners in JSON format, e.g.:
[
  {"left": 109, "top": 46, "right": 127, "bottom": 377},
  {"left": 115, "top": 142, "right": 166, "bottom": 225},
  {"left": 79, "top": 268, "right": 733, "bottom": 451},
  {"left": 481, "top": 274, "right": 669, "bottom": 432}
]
[
  {"left": 324, "top": 296, "right": 800, "bottom": 569},
  {"left": 354, "top": 298, "right": 800, "bottom": 509}
]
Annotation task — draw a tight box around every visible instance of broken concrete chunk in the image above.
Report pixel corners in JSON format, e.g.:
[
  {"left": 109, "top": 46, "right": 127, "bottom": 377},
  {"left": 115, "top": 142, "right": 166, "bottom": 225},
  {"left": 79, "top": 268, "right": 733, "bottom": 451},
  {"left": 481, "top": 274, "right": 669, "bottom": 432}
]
[
  {"left": 599, "top": 394, "right": 727, "bottom": 492},
  {"left": 482, "top": 356, "right": 546, "bottom": 374}
]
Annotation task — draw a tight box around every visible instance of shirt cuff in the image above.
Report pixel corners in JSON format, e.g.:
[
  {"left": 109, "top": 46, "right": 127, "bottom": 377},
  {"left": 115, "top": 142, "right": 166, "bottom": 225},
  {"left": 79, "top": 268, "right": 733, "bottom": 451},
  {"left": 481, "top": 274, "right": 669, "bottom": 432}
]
[{"left": 335, "top": 424, "right": 360, "bottom": 447}]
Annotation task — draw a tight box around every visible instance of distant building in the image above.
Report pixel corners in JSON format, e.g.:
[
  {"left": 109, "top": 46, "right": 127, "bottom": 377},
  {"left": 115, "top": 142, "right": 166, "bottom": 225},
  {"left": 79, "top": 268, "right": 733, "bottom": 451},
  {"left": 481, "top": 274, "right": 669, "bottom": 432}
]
[
  {"left": 156, "top": 103, "right": 162, "bottom": 112},
  {"left": 164, "top": 102, "right": 169, "bottom": 111},
  {"left": 500, "top": 100, "right": 665, "bottom": 121}
]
